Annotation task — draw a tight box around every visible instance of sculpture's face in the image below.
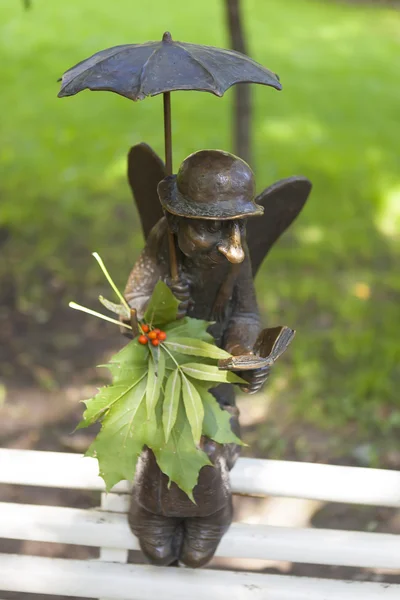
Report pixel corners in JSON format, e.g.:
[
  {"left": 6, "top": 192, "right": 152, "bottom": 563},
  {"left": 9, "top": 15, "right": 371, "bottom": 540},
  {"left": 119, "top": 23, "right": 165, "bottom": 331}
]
[{"left": 176, "top": 218, "right": 246, "bottom": 266}]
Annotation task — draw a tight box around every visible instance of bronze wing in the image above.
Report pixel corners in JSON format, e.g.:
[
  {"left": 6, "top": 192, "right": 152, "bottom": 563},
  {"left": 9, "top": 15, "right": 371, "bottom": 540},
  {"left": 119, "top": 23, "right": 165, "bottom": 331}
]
[
  {"left": 127, "top": 143, "right": 166, "bottom": 240},
  {"left": 247, "top": 176, "right": 312, "bottom": 276}
]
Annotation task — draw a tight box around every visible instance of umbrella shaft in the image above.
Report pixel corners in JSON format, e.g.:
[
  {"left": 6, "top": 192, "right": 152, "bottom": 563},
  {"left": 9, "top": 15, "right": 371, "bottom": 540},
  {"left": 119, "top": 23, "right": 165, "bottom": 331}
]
[
  {"left": 168, "top": 232, "right": 178, "bottom": 281},
  {"left": 163, "top": 92, "right": 178, "bottom": 281},
  {"left": 163, "top": 92, "right": 173, "bottom": 175}
]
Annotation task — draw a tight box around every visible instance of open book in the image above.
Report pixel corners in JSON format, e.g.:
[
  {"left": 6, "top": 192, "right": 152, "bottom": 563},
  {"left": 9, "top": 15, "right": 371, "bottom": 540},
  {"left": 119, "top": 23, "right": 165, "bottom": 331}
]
[{"left": 218, "top": 326, "right": 295, "bottom": 371}]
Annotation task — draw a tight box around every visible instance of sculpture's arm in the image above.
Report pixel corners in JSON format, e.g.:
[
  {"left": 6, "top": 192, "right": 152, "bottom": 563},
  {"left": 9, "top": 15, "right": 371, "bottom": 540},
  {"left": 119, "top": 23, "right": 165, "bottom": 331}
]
[
  {"left": 124, "top": 219, "right": 167, "bottom": 319},
  {"left": 124, "top": 217, "right": 190, "bottom": 321},
  {"left": 223, "top": 251, "right": 261, "bottom": 356},
  {"left": 223, "top": 250, "right": 270, "bottom": 394},
  {"left": 124, "top": 248, "right": 163, "bottom": 320}
]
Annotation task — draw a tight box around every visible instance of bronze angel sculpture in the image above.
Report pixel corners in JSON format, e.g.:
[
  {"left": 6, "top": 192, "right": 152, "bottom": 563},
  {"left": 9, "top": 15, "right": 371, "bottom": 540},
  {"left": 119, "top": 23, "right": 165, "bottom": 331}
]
[
  {"left": 58, "top": 31, "right": 312, "bottom": 569},
  {"left": 123, "top": 143, "right": 311, "bottom": 567}
]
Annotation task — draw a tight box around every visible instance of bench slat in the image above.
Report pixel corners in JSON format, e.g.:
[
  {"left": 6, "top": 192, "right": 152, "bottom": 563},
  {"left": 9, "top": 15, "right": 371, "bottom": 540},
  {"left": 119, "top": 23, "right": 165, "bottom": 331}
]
[
  {"left": 1, "top": 502, "right": 399, "bottom": 569},
  {"left": 1, "top": 554, "right": 399, "bottom": 599},
  {"left": 99, "top": 492, "right": 129, "bottom": 565},
  {"left": 1, "top": 449, "right": 400, "bottom": 507}
]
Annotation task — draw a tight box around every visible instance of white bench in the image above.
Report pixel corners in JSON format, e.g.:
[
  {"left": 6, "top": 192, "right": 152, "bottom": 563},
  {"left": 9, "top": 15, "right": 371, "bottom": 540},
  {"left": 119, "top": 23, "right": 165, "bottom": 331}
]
[{"left": 0, "top": 448, "right": 399, "bottom": 599}]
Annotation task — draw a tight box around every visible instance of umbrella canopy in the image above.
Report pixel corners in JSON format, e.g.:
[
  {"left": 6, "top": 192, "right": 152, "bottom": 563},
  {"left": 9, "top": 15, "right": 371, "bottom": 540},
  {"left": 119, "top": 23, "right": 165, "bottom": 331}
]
[
  {"left": 58, "top": 32, "right": 282, "bottom": 281},
  {"left": 58, "top": 31, "right": 281, "bottom": 100}
]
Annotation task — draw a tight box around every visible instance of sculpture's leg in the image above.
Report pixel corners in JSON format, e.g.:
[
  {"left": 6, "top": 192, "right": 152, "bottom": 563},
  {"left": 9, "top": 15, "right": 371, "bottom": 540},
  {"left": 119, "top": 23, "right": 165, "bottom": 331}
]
[
  {"left": 129, "top": 386, "right": 241, "bottom": 568},
  {"left": 179, "top": 500, "right": 233, "bottom": 568},
  {"left": 130, "top": 496, "right": 233, "bottom": 568},
  {"left": 128, "top": 499, "right": 183, "bottom": 566}
]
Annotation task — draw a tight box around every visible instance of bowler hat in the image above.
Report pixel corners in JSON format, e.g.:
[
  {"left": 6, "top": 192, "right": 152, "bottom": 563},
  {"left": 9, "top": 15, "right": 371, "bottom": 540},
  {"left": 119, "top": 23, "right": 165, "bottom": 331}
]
[{"left": 157, "top": 150, "right": 263, "bottom": 220}]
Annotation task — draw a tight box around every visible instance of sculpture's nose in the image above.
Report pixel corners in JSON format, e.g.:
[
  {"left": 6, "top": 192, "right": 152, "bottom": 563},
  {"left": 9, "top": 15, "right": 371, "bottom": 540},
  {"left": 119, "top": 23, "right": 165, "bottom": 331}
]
[{"left": 217, "top": 221, "right": 245, "bottom": 264}]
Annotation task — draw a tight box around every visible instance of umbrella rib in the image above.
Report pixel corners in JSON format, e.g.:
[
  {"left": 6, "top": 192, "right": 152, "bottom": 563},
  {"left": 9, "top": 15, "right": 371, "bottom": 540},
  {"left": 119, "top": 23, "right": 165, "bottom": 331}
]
[
  {"left": 188, "top": 44, "right": 281, "bottom": 88},
  {"left": 176, "top": 44, "right": 223, "bottom": 96},
  {"left": 193, "top": 43, "right": 278, "bottom": 75},
  {"left": 137, "top": 46, "right": 161, "bottom": 98},
  {"left": 60, "top": 45, "right": 134, "bottom": 87}
]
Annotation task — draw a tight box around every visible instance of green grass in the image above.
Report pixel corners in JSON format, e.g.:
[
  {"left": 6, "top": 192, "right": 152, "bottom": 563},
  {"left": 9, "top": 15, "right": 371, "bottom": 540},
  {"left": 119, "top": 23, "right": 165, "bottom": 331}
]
[{"left": 1, "top": 0, "right": 399, "bottom": 438}]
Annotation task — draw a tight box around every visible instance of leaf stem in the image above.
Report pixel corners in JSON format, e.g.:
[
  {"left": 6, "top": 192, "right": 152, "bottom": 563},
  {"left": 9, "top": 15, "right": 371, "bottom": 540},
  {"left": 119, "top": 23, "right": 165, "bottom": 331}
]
[
  {"left": 160, "top": 342, "right": 181, "bottom": 371},
  {"left": 92, "top": 252, "right": 130, "bottom": 313},
  {"left": 160, "top": 342, "right": 192, "bottom": 395},
  {"left": 69, "top": 302, "right": 132, "bottom": 330}
]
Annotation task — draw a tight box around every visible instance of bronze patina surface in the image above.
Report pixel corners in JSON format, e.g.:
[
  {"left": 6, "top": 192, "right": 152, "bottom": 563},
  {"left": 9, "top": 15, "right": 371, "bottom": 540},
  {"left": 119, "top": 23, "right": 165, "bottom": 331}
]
[
  {"left": 158, "top": 149, "right": 263, "bottom": 220},
  {"left": 58, "top": 33, "right": 282, "bottom": 280},
  {"left": 58, "top": 30, "right": 311, "bottom": 570},
  {"left": 57, "top": 31, "right": 281, "bottom": 101},
  {"left": 124, "top": 145, "right": 311, "bottom": 568}
]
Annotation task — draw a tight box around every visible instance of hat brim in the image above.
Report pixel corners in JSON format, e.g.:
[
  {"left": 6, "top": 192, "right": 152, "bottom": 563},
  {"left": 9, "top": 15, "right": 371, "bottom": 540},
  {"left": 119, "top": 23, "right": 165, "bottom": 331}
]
[{"left": 158, "top": 176, "right": 264, "bottom": 220}]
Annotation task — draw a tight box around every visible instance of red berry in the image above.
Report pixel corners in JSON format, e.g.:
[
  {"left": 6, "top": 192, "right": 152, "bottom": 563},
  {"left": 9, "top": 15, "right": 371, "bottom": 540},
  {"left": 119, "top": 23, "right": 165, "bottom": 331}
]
[
  {"left": 148, "top": 331, "right": 158, "bottom": 340},
  {"left": 158, "top": 331, "right": 167, "bottom": 341},
  {"left": 138, "top": 335, "right": 148, "bottom": 345},
  {"left": 151, "top": 338, "right": 160, "bottom": 347},
  {"left": 141, "top": 324, "right": 149, "bottom": 333},
  {"left": 153, "top": 328, "right": 161, "bottom": 335}
]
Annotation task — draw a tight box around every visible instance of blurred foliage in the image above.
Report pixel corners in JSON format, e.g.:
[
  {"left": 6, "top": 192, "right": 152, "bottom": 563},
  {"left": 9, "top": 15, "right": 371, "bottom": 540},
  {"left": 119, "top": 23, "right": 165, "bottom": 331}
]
[{"left": 0, "top": 0, "right": 399, "bottom": 436}]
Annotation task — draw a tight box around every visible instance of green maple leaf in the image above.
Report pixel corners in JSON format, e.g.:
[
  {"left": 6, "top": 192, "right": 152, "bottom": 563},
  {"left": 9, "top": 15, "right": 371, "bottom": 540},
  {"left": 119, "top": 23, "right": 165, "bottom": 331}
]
[
  {"left": 146, "top": 350, "right": 165, "bottom": 417},
  {"left": 101, "top": 338, "right": 149, "bottom": 382},
  {"left": 86, "top": 377, "right": 148, "bottom": 490},
  {"left": 77, "top": 375, "right": 147, "bottom": 429},
  {"left": 181, "top": 362, "right": 245, "bottom": 385},
  {"left": 163, "top": 348, "right": 214, "bottom": 374},
  {"left": 78, "top": 338, "right": 149, "bottom": 429},
  {"left": 108, "top": 338, "right": 149, "bottom": 367},
  {"left": 150, "top": 403, "right": 211, "bottom": 502},
  {"left": 201, "top": 387, "right": 244, "bottom": 446},
  {"left": 77, "top": 279, "right": 247, "bottom": 499},
  {"left": 181, "top": 373, "right": 204, "bottom": 445},
  {"left": 144, "top": 280, "right": 180, "bottom": 327},
  {"left": 105, "top": 363, "right": 147, "bottom": 381},
  {"left": 162, "top": 368, "right": 181, "bottom": 443},
  {"left": 165, "top": 317, "right": 214, "bottom": 343},
  {"left": 163, "top": 337, "right": 231, "bottom": 360}
]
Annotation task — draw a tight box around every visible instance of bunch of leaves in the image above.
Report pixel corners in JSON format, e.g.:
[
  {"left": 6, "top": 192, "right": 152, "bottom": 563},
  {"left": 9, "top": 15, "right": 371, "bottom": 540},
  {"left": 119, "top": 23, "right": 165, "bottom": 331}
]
[{"left": 76, "top": 279, "right": 245, "bottom": 500}]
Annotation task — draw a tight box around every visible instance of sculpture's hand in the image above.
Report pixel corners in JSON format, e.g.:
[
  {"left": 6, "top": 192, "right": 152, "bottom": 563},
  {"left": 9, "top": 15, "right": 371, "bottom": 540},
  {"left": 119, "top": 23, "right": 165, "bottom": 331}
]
[
  {"left": 119, "top": 314, "right": 134, "bottom": 339},
  {"left": 224, "top": 344, "right": 271, "bottom": 394},
  {"left": 119, "top": 307, "right": 140, "bottom": 340},
  {"left": 166, "top": 276, "right": 192, "bottom": 320},
  {"left": 238, "top": 363, "right": 271, "bottom": 394}
]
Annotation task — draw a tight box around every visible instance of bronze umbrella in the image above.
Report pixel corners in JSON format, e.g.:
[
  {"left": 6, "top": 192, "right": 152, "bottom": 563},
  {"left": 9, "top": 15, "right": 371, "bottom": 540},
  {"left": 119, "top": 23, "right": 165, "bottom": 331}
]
[{"left": 58, "top": 31, "right": 282, "bottom": 278}]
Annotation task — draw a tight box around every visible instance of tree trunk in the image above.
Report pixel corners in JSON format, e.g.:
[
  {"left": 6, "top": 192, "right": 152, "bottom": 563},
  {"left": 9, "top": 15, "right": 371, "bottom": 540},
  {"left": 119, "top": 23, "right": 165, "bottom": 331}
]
[{"left": 224, "top": 0, "right": 252, "bottom": 166}]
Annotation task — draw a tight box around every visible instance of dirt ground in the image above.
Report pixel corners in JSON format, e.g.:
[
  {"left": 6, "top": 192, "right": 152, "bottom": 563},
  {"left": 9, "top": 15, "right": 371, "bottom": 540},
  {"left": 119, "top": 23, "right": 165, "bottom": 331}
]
[{"left": 0, "top": 306, "right": 399, "bottom": 595}]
